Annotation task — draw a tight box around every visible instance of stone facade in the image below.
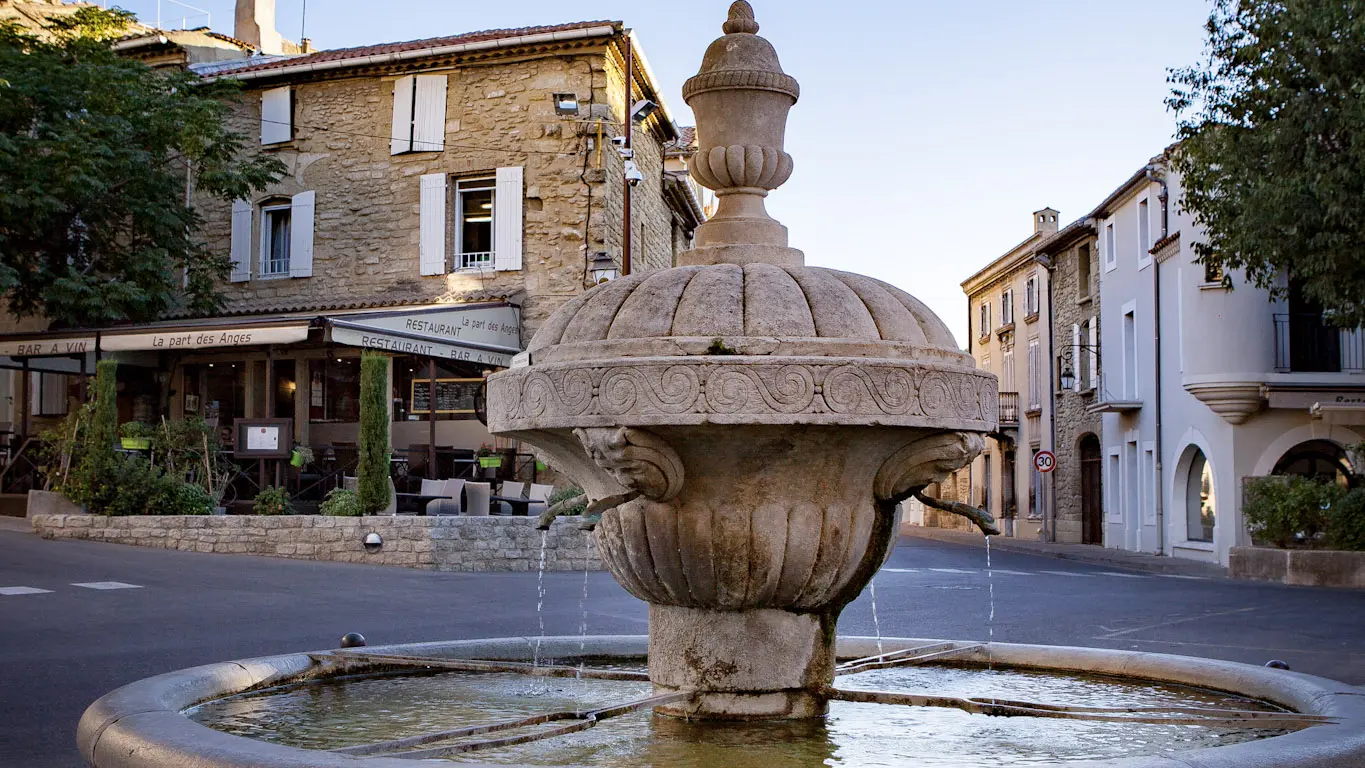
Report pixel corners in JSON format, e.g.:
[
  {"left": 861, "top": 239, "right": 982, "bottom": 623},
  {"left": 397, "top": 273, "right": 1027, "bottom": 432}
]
[
  {"left": 32, "top": 514, "right": 602, "bottom": 572},
  {"left": 1040, "top": 223, "right": 1101, "bottom": 544}
]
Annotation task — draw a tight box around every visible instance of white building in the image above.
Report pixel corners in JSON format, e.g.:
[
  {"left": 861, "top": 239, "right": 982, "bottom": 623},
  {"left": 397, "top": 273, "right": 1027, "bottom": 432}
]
[{"left": 1093, "top": 150, "right": 1365, "bottom": 565}]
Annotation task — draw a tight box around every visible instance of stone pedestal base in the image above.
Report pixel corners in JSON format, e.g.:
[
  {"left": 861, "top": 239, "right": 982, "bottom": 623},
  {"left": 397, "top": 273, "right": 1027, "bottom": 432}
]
[{"left": 648, "top": 604, "right": 834, "bottom": 719}]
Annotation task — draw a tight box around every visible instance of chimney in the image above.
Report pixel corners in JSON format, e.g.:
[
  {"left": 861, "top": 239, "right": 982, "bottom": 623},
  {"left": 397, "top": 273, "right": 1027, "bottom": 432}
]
[
  {"left": 1033, "top": 207, "right": 1060, "bottom": 235},
  {"left": 235, "top": 0, "right": 283, "bottom": 54}
]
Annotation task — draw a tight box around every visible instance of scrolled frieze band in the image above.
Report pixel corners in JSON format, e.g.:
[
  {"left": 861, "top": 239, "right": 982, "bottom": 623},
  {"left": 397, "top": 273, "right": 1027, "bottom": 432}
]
[{"left": 488, "top": 359, "right": 996, "bottom": 430}]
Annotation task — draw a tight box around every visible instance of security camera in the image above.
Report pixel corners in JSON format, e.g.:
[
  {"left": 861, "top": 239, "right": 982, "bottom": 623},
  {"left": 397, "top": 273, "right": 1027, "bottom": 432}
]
[
  {"left": 630, "top": 99, "right": 659, "bottom": 123},
  {"left": 624, "top": 159, "right": 644, "bottom": 187}
]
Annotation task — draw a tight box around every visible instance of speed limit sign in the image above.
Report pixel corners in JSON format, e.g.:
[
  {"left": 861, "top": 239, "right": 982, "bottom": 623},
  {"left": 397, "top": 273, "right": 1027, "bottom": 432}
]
[{"left": 1034, "top": 450, "right": 1056, "bottom": 473}]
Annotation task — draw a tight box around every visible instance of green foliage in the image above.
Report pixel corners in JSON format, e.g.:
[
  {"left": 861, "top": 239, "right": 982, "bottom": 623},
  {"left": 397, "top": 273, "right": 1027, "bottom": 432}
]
[
  {"left": 0, "top": 7, "right": 285, "bottom": 325},
  {"left": 253, "top": 486, "right": 293, "bottom": 516},
  {"left": 547, "top": 486, "right": 587, "bottom": 516},
  {"left": 35, "top": 404, "right": 90, "bottom": 491},
  {"left": 1242, "top": 475, "right": 1359, "bottom": 548},
  {"left": 319, "top": 488, "right": 363, "bottom": 517},
  {"left": 165, "top": 481, "right": 213, "bottom": 516},
  {"left": 65, "top": 360, "right": 119, "bottom": 511},
  {"left": 1168, "top": 0, "right": 1365, "bottom": 325},
  {"left": 357, "top": 352, "right": 390, "bottom": 514},
  {"left": 150, "top": 416, "right": 224, "bottom": 485}
]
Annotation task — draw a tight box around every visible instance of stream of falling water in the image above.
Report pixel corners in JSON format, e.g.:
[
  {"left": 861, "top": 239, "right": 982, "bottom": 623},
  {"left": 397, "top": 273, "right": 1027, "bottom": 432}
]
[
  {"left": 533, "top": 530, "right": 548, "bottom": 668},
  {"left": 868, "top": 578, "right": 884, "bottom": 655},
  {"left": 985, "top": 535, "right": 995, "bottom": 672},
  {"left": 575, "top": 536, "right": 593, "bottom": 712}
]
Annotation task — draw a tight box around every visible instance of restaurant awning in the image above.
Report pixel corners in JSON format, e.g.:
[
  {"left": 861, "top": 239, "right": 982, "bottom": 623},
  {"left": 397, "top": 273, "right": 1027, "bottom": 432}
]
[{"left": 325, "top": 304, "right": 521, "bottom": 368}]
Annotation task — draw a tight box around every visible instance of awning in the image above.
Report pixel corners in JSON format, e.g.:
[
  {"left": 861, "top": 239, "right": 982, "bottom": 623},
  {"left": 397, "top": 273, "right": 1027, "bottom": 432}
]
[
  {"left": 325, "top": 304, "right": 521, "bottom": 368},
  {"left": 99, "top": 323, "right": 310, "bottom": 352}
]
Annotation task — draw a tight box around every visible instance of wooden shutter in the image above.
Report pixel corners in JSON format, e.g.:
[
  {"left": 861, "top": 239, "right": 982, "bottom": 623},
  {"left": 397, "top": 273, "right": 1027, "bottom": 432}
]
[
  {"left": 290, "top": 191, "right": 315, "bottom": 278},
  {"left": 494, "top": 166, "right": 523, "bottom": 271},
  {"left": 412, "top": 74, "right": 447, "bottom": 152},
  {"left": 261, "top": 86, "right": 291, "bottom": 144},
  {"left": 229, "top": 200, "right": 252, "bottom": 282},
  {"left": 390, "top": 76, "right": 415, "bottom": 155},
  {"left": 419, "top": 174, "right": 447, "bottom": 276}
]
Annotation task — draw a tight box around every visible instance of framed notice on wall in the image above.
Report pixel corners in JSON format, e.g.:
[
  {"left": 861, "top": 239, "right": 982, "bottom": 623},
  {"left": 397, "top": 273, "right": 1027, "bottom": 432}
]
[
  {"left": 410, "top": 378, "right": 481, "bottom": 415},
  {"left": 234, "top": 418, "right": 294, "bottom": 459}
]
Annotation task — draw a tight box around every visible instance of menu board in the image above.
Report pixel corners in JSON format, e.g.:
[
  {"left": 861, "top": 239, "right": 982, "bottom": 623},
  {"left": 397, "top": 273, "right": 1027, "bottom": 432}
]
[{"left": 411, "top": 378, "right": 482, "bottom": 414}]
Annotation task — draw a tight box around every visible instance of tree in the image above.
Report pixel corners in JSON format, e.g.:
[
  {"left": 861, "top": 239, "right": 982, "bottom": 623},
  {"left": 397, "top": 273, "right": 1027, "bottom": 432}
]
[
  {"left": 1168, "top": 0, "right": 1365, "bottom": 325},
  {"left": 357, "top": 352, "right": 391, "bottom": 515},
  {"left": 0, "top": 8, "right": 283, "bottom": 326}
]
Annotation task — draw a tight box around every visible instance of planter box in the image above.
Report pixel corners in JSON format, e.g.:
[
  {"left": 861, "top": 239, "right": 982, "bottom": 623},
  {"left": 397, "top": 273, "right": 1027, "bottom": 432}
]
[
  {"left": 120, "top": 437, "right": 151, "bottom": 450},
  {"left": 1229, "top": 546, "right": 1365, "bottom": 589},
  {"left": 478, "top": 456, "right": 503, "bottom": 468},
  {"left": 26, "top": 489, "right": 83, "bottom": 518}
]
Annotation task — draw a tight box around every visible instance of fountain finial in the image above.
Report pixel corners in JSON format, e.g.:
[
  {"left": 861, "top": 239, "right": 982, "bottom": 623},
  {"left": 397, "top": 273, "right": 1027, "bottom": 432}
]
[
  {"left": 680, "top": 1, "right": 802, "bottom": 266},
  {"left": 722, "top": 1, "right": 760, "bottom": 34}
]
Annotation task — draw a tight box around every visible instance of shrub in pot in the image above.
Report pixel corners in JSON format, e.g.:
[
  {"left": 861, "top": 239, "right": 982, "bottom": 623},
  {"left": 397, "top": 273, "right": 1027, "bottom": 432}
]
[
  {"left": 253, "top": 486, "right": 294, "bottom": 516},
  {"left": 319, "top": 488, "right": 363, "bottom": 517}
]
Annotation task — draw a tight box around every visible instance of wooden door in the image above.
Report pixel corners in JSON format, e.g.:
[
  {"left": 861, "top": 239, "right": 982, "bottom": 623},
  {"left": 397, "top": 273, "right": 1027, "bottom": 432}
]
[{"left": 1080, "top": 434, "right": 1103, "bottom": 545}]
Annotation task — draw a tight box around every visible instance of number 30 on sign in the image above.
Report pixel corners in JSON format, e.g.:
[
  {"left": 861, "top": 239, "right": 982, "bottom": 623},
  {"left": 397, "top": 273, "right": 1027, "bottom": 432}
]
[{"left": 1034, "top": 450, "right": 1056, "bottom": 473}]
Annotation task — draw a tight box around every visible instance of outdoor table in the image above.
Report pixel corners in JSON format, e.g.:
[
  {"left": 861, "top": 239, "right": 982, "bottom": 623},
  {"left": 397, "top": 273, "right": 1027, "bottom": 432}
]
[
  {"left": 393, "top": 493, "right": 448, "bottom": 516},
  {"left": 488, "top": 495, "right": 533, "bottom": 516}
]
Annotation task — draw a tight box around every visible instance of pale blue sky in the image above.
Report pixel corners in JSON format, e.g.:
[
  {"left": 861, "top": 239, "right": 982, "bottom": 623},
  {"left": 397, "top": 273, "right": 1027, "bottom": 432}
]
[{"left": 122, "top": 0, "right": 1211, "bottom": 345}]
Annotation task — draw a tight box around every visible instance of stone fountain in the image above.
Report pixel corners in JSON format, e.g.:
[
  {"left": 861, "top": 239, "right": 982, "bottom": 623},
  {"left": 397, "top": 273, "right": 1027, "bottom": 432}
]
[{"left": 486, "top": 0, "right": 993, "bottom": 720}]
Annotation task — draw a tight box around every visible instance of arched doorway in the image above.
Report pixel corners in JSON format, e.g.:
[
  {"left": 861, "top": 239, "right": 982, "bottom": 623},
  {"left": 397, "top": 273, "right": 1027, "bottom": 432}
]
[
  {"left": 1185, "top": 447, "right": 1216, "bottom": 542},
  {"left": 1272, "top": 440, "right": 1352, "bottom": 486},
  {"left": 1079, "top": 434, "right": 1102, "bottom": 545}
]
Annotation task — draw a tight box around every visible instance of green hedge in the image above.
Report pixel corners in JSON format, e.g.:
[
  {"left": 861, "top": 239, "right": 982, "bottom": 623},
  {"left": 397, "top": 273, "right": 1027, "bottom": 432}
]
[{"left": 1243, "top": 475, "right": 1365, "bottom": 550}]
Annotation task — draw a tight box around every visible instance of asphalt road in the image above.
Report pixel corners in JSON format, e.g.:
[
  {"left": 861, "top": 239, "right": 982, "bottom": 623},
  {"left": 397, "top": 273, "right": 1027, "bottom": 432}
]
[{"left": 2, "top": 527, "right": 1362, "bottom": 767}]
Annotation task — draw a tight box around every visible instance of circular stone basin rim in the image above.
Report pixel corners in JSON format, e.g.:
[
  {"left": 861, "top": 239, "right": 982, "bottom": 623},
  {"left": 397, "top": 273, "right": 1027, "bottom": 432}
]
[{"left": 77, "top": 636, "right": 1365, "bottom": 768}]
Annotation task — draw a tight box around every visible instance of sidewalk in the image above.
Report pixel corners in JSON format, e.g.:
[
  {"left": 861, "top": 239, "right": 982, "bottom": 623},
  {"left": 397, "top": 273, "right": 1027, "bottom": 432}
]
[
  {"left": 0, "top": 515, "right": 33, "bottom": 533},
  {"left": 902, "top": 525, "right": 1228, "bottom": 578}
]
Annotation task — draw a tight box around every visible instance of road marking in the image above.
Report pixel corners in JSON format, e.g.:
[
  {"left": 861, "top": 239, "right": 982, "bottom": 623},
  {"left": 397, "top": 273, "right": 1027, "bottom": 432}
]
[
  {"left": 1154, "top": 574, "right": 1208, "bottom": 580},
  {"left": 928, "top": 568, "right": 976, "bottom": 574},
  {"left": 989, "top": 569, "right": 1034, "bottom": 576},
  {"left": 0, "top": 586, "right": 52, "bottom": 596},
  {"left": 1093, "top": 572, "right": 1146, "bottom": 578},
  {"left": 882, "top": 568, "right": 921, "bottom": 573},
  {"left": 1040, "top": 570, "right": 1093, "bottom": 577},
  {"left": 1096, "top": 606, "right": 1259, "bottom": 639},
  {"left": 71, "top": 582, "right": 142, "bottom": 590}
]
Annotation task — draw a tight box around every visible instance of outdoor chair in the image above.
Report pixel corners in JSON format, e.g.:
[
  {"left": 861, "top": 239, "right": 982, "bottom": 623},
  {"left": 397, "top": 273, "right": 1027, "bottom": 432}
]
[
  {"left": 463, "top": 482, "right": 491, "bottom": 516},
  {"left": 495, "top": 481, "right": 527, "bottom": 515},
  {"left": 425, "top": 478, "right": 465, "bottom": 516},
  {"left": 527, "top": 483, "right": 555, "bottom": 517}
]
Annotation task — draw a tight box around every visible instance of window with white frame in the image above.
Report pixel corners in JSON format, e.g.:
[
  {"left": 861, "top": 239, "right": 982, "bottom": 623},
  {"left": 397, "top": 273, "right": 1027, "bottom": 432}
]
[
  {"left": 1002, "top": 346, "right": 1015, "bottom": 392},
  {"left": 260, "top": 202, "right": 292, "bottom": 277},
  {"left": 1024, "top": 274, "right": 1039, "bottom": 317},
  {"left": 1104, "top": 222, "right": 1116, "bottom": 269},
  {"left": 1137, "top": 198, "right": 1151, "bottom": 266},
  {"left": 391, "top": 74, "right": 448, "bottom": 154},
  {"left": 978, "top": 302, "right": 991, "bottom": 338},
  {"left": 980, "top": 355, "right": 991, "bottom": 373},
  {"left": 29, "top": 372, "right": 68, "bottom": 416},
  {"left": 1026, "top": 337, "right": 1040, "bottom": 410},
  {"left": 1077, "top": 243, "right": 1091, "bottom": 299},
  {"left": 455, "top": 177, "right": 496, "bottom": 270},
  {"left": 1000, "top": 288, "right": 1014, "bottom": 326},
  {"left": 260, "top": 86, "right": 292, "bottom": 145}
]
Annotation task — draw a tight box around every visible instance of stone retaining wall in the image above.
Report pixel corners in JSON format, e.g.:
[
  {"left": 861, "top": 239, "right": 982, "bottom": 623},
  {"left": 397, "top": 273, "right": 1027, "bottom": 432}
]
[
  {"left": 1229, "top": 546, "right": 1364, "bottom": 589},
  {"left": 31, "top": 515, "right": 602, "bottom": 572}
]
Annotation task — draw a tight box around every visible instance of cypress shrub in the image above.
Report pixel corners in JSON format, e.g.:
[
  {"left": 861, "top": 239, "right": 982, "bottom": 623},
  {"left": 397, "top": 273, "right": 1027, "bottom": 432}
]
[{"left": 357, "top": 352, "right": 391, "bottom": 514}]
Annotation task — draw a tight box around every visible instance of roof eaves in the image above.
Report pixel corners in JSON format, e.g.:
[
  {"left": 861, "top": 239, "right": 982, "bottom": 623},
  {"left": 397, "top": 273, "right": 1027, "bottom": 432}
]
[{"left": 960, "top": 231, "right": 1044, "bottom": 291}]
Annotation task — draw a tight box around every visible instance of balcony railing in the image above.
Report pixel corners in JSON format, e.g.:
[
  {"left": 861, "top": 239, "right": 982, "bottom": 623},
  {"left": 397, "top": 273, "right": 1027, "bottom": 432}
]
[
  {"left": 999, "top": 391, "right": 1020, "bottom": 427},
  {"left": 1273, "top": 314, "right": 1365, "bottom": 373},
  {"left": 458, "top": 251, "right": 494, "bottom": 270}
]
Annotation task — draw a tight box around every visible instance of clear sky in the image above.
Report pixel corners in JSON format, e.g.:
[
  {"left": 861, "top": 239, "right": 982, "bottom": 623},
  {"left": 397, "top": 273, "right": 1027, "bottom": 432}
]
[{"left": 121, "top": 0, "right": 1212, "bottom": 346}]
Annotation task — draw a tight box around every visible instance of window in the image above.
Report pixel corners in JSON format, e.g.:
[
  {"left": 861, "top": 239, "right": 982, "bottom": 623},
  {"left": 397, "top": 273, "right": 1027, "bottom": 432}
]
[
  {"left": 1126, "top": 441, "right": 1139, "bottom": 529},
  {"left": 1029, "top": 461, "right": 1041, "bottom": 519},
  {"left": 309, "top": 357, "right": 361, "bottom": 423},
  {"left": 1137, "top": 198, "right": 1151, "bottom": 264},
  {"left": 29, "top": 372, "right": 69, "bottom": 416},
  {"left": 1001, "top": 347, "right": 1015, "bottom": 392},
  {"left": 1143, "top": 446, "right": 1155, "bottom": 524},
  {"left": 1203, "top": 260, "right": 1225, "bottom": 284},
  {"left": 1026, "top": 337, "right": 1040, "bottom": 410},
  {"left": 1077, "top": 243, "right": 1091, "bottom": 299},
  {"left": 982, "top": 453, "right": 992, "bottom": 515},
  {"left": 260, "top": 86, "right": 292, "bottom": 144},
  {"left": 1104, "top": 222, "right": 1116, "bottom": 269},
  {"left": 1024, "top": 274, "right": 1039, "bottom": 317},
  {"left": 1107, "top": 450, "right": 1121, "bottom": 520},
  {"left": 1185, "top": 448, "right": 1215, "bottom": 542},
  {"left": 260, "top": 202, "right": 292, "bottom": 276},
  {"left": 1087, "top": 315, "right": 1099, "bottom": 389},
  {"left": 390, "top": 74, "right": 448, "bottom": 154},
  {"left": 1122, "top": 309, "right": 1137, "bottom": 399},
  {"left": 1000, "top": 288, "right": 1014, "bottom": 326},
  {"left": 978, "top": 303, "right": 991, "bottom": 338},
  {"left": 455, "top": 177, "right": 496, "bottom": 270},
  {"left": 980, "top": 355, "right": 991, "bottom": 373}
]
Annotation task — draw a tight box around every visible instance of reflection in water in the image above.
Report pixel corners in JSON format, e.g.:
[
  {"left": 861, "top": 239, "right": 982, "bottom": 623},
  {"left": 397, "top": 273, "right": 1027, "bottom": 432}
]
[{"left": 188, "top": 664, "right": 1289, "bottom": 767}]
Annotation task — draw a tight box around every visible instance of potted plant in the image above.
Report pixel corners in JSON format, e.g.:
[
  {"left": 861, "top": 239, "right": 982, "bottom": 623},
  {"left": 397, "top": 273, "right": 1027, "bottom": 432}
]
[
  {"left": 290, "top": 444, "right": 315, "bottom": 468},
  {"left": 253, "top": 486, "right": 294, "bottom": 516},
  {"left": 477, "top": 444, "right": 502, "bottom": 479},
  {"left": 118, "top": 422, "right": 152, "bottom": 451}
]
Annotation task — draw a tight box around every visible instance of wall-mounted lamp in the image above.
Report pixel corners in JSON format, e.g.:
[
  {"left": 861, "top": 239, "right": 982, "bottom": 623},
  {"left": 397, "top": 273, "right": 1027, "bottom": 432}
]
[
  {"left": 630, "top": 99, "right": 659, "bottom": 123},
  {"left": 363, "top": 532, "right": 383, "bottom": 553},
  {"left": 589, "top": 251, "right": 618, "bottom": 285},
  {"left": 553, "top": 92, "right": 579, "bottom": 117}
]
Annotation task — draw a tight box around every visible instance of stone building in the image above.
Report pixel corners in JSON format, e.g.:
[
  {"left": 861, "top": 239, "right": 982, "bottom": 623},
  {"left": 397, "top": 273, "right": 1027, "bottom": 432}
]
[
  {"left": 957, "top": 208, "right": 1059, "bottom": 540},
  {"left": 1037, "top": 220, "right": 1102, "bottom": 544},
  {"left": 0, "top": 0, "right": 704, "bottom": 497}
]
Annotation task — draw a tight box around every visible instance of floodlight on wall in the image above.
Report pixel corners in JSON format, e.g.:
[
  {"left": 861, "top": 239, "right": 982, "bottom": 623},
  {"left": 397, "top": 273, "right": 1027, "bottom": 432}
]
[
  {"left": 589, "top": 251, "right": 618, "bottom": 284},
  {"left": 552, "top": 92, "right": 579, "bottom": 117},
  {"left": 630, "top": 99, "right": 659, "bottom": 123}
]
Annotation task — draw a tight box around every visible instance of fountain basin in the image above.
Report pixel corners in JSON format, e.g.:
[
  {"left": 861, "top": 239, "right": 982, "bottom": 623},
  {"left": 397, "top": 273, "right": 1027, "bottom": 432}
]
[{"left": 78, "top": 636, "right": 1365, "bottom": 767}]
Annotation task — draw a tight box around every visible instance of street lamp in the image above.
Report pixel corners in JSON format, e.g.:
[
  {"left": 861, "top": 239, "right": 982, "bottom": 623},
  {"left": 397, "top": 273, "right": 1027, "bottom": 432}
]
[
  {"left": 1058, "top": 344, "right": 1101, "bottom": 392},
  {"left": 589, "top": 251, "right": 618, "bottom": 285}
]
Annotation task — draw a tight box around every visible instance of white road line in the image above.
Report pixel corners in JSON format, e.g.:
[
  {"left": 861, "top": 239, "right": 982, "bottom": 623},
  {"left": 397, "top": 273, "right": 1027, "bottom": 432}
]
[
  {"left": 1096, "top": 606, "right": 1259, "bottom": 639},
  {"left": 928, "top": 568, "right": 976, "bottom": 574},
  {"left": 1154, "top": 574, "right": 1208, "bottom": 581},
  {"left": 1093, "top": 572, "right": 1146, "bottom": 578},
  {"left": 881, "top": 568, "right": 921, "bottom": 573},
  {"left": 71, "top": 581, "right": 142, "bottom": 590},
  {"left": 989, "top": 569, "right": 1034, "bottom": 576},
  {"left": 0, "top": 586, "right": 53, "bottom": 596},
  {"left": 1040, "top": 570, "right": 1093, "bottom": 577}
]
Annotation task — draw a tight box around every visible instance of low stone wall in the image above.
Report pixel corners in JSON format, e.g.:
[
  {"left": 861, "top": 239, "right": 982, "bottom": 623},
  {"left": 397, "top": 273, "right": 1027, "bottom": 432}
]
[
  {"left": 31, "top": 514, "right": 602, "bottom": 572},
  {"left": 1229, "top": 546, "right": 1365, "bottom": 589}
]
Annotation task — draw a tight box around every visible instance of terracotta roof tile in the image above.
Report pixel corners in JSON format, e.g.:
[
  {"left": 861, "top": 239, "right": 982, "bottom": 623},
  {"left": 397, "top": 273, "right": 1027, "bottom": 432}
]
[
  {"left": 205, "top": 20, "right": 620, "bottom": 77},
  {"left": 664, "top": 125, "right": 697, "bottom": 156}
]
